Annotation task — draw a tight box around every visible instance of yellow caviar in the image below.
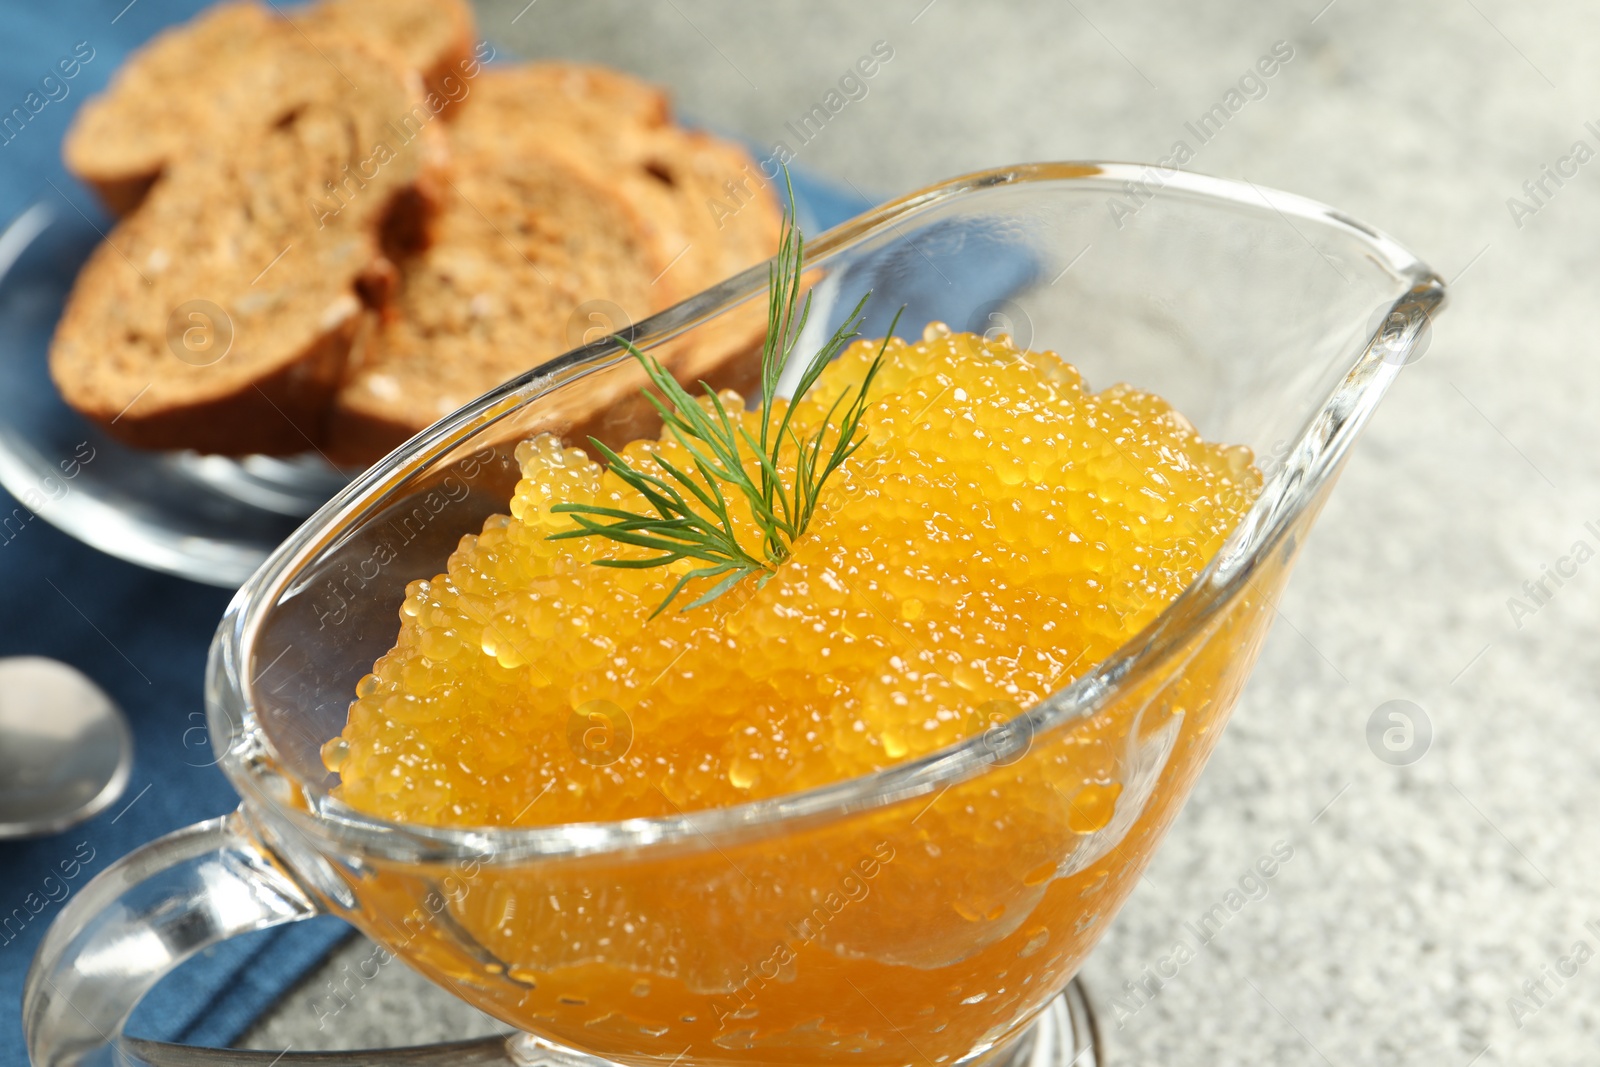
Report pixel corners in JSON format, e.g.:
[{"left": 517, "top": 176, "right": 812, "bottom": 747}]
[{"left": 324, "top": 324, "right": 1261, "bottom": 827}]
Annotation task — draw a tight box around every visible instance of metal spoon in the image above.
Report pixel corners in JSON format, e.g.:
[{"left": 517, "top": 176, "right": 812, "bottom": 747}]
[{"left": 0, "top": 656, "right": 132, "bottom": 839}]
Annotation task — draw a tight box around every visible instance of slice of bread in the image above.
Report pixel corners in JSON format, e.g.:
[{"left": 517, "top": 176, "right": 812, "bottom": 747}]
[
  {"left": 62, "top": 0, "right": 475, "bottom": 218},
  {"left": 448, "top": 65, "right": 686, "bottom": 294},
  {"left": 293, "top": 0, "right": 477, "bottom": 113},
  {"left": 63, "top": 2, "right": 282, "bottom": 217},
  {"left": 326, "top": 65, "right": 784, "bottom": 466},
  {"left": 444, "top": 64, "right": 781, "bottom": 297},
  {"left": 326, "top": 142, "right": 671, "bottom": 465},
  {"left": 49, "top": 40, "right": 440, "bottom": 455},
  {"left": 617, "top": 126, "right": 784, "bottom": 308},
  {"left": 452, "top": 62, "right": 674, "bottom": 141},
  {"left": 453, "top": 65, "right": 783, "bottom": 337}
]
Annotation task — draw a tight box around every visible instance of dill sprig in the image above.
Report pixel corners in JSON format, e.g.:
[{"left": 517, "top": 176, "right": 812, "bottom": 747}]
[{"left": 548, "top": 170, "right": 902, "bottom": 616}]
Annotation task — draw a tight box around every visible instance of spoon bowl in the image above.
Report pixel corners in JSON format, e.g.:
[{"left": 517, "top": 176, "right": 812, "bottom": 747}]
[{"left": 0, "top": 656, "right": 131, "bottom": 840}]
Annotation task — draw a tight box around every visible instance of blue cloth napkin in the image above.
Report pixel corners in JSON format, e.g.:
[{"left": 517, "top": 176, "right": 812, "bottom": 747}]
[{"left": 0, "top": 4, "right": 874, "bottom": 1059}]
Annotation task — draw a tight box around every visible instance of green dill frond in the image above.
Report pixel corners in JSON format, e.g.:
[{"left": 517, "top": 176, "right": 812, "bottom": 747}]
[{"left": 549, "top": 167, "right": 901, "bottom": 615}]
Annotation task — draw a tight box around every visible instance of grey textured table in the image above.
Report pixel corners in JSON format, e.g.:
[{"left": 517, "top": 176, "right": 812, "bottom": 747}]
[{"left": 243, "top": 2, "right": 1600, "bottom": 1063}]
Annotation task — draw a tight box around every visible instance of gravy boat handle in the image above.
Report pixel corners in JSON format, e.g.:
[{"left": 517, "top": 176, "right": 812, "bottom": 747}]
[{"left": 21, "top": 811, "right": 529, "bottom": 1066}]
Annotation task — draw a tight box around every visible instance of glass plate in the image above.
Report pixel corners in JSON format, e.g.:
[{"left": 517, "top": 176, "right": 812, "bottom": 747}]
[
  {"left": 0, "top": 202, "right": 352, "bottom": 586},
  {"left": 0, "top": 172, "right": 846, "bottom": 588}
]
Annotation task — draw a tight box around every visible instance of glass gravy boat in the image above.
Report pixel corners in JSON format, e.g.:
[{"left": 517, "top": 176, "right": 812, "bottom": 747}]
[{"left": 24, "top": 163, "right": 1443, "bottom": 1067}]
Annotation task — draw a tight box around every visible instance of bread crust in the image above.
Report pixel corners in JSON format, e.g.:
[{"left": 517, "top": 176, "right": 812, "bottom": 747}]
[
  {"left": 73, "top": 172, "right": 160, "bottom": 220},
  {"left": 83, "top": 311, "right": 360, "bottom": 455}
]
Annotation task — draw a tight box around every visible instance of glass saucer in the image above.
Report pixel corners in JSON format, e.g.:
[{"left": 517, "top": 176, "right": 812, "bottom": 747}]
[
  {"left": 0, "top": 201, "right": 352, "bottom": 587},
  {"left": 0, "top": 168, "right": 856, "bottom": 588}
]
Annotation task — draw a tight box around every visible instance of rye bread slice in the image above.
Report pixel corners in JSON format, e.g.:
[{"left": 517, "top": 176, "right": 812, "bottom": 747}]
[
  {"left": 327, "top": 64, "right": 784, "bottom": 466},
  {"left": 448, "top": 65, "right": 689, "bottom": 296},
  {"left": 618, "top": 126, "right": 783, "bottom": 304},
  {"left": 453, "top": 65, "right": 781, "bottom": 329},
  {"left": 50, "top": 40, "right": 440, "bottom": 456},
  {"left": 62, "top": 0, "right": 475, "bottom": 218},
  {"left": 453, "top": 62, "right": 674, "bottom": 139},
  {"left": 326, "top": 143, "right": 671, "bottom": 465},
  {"left": 62, "top": 2, "right": 283, "bottom": 217},
  {"left": 451, "top": 65, "right": 780, "bottom": 284},
  {"left": 593, "top": 125, "right": 785, "bottom": 435},
  {"left": 293, "top": 0, "right": 477, "bottom": 113}
]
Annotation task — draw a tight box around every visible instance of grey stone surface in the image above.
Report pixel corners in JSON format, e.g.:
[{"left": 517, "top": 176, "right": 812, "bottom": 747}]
[{"left": 243, "top": 1, "right": 1600, "bottom": 1063}]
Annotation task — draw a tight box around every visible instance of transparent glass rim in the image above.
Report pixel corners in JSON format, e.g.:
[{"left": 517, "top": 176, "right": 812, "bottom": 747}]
[{"left": 211, "top": 162, "right": 1445, "bottom": 864}]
